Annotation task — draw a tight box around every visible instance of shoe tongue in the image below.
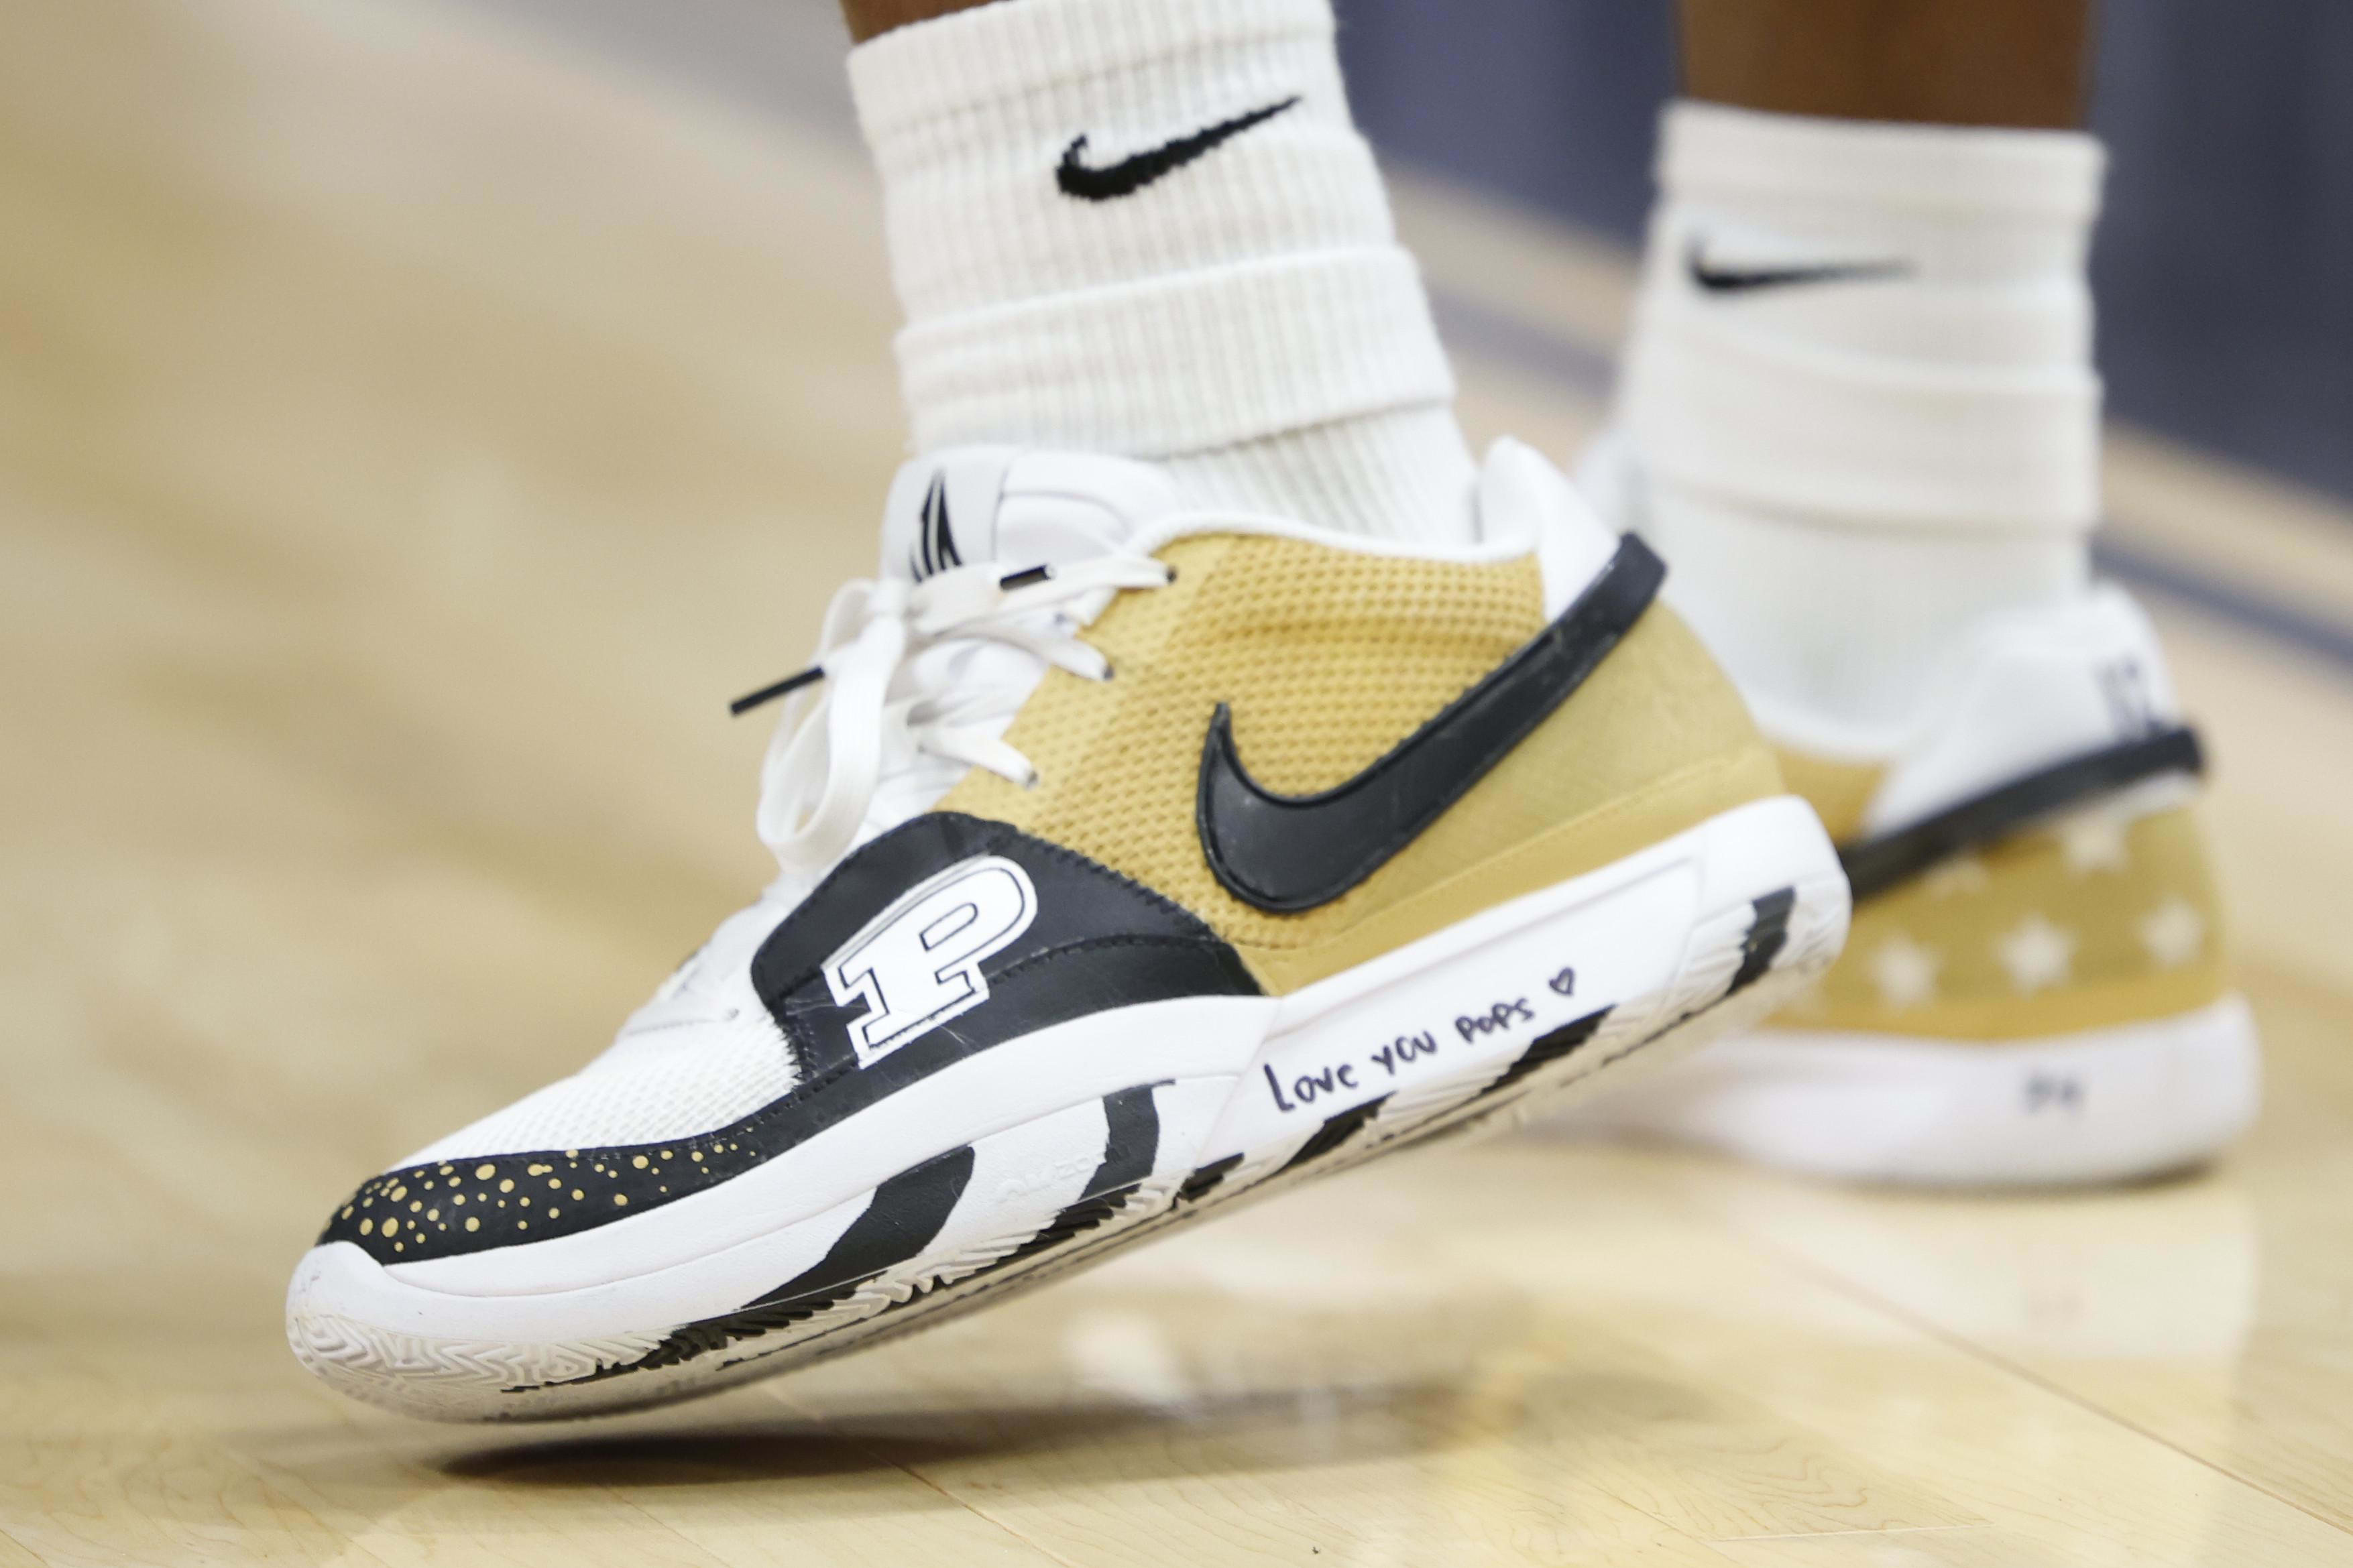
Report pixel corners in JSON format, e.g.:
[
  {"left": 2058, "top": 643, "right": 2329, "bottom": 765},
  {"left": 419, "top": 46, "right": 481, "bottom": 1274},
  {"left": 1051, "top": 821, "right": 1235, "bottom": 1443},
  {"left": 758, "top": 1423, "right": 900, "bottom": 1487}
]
[{"left": 878, "top": 446, "right": 1182, "bottom": 582}]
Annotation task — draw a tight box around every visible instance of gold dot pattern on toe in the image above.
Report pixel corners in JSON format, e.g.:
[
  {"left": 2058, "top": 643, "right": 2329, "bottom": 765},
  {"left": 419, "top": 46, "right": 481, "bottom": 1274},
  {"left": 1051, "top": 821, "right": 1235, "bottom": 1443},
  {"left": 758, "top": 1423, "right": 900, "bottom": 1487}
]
[{"left": 319, "top": 1138, "right": 751, "bottom": 1266}]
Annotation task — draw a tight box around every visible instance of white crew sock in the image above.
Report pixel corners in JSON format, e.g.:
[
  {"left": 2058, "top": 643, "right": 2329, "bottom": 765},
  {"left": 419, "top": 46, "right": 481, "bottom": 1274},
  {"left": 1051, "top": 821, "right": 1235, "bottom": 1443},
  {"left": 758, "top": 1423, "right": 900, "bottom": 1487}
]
[
  {"left": 848, "top": 0, "right": 1477, "bottom": 545},
  {"left": 1615, "top": 101, "right": 2108, "bottom": 737}
]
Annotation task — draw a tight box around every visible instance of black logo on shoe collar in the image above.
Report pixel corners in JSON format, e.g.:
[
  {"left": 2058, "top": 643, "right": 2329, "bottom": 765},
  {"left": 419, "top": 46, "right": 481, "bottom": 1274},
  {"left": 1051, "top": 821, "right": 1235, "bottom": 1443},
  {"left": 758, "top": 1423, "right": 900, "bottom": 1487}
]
[
  {"left": 908, "top": 473, "right": 963, "bottom": 581},
  {"left": 1684, "top": 237, "right": 1910, "bottom": 294},
  {"left": 1057, "top": 97, "right": 1300, "bottom": 202},
  {"left": 1196, "top": 536, "right": 1666, "bottom": 914}
]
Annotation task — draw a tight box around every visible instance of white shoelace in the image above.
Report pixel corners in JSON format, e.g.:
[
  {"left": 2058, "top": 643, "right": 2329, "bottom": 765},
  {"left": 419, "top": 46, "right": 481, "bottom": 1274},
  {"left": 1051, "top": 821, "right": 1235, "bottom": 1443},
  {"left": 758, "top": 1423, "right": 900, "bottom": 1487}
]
[{"left": 752, "top": 555, "right": 1172, "bottom": 876}]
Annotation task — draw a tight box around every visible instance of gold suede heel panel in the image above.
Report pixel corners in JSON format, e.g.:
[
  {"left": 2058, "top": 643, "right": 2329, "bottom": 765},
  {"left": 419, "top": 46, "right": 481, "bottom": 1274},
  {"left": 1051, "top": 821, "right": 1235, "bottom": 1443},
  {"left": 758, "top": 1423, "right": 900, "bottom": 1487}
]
[{"left": 1778, "top": 802, "right": 2231, "bottom": 1041}]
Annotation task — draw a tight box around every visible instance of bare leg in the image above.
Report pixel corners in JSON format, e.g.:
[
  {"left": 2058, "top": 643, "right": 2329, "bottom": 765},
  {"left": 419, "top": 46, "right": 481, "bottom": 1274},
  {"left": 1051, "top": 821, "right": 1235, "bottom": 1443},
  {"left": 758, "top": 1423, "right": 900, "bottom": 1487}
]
[
  {"left": 1678, "top": 0, "right": 2096, "bottom": 129},
  {"left": 840, "top": 0, "right": 996, "bottom": 45}
]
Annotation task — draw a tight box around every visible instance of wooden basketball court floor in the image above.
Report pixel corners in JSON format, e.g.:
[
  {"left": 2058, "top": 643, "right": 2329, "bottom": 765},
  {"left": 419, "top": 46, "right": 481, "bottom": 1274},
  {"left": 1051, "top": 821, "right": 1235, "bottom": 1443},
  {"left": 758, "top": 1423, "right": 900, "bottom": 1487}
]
[{"left": 7, "top": 3, "right": 2353, "bottom": 1563}]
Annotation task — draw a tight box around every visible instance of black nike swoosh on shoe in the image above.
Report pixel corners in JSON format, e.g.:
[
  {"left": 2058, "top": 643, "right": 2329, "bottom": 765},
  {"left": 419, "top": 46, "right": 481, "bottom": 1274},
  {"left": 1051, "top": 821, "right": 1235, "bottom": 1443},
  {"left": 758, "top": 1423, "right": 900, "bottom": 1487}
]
[
  {"left": 1685, "top": 237, "right": 1910, "bottom": 294},
  {"left": 1197, "top": 534, "right": 1667, "bottom": 914},
  {"left": 1056, "top": 96, "right": 1301, "bottom": 202},
  {"left": 1838, "top": 725, "right": 2205, "bottom": 903}
]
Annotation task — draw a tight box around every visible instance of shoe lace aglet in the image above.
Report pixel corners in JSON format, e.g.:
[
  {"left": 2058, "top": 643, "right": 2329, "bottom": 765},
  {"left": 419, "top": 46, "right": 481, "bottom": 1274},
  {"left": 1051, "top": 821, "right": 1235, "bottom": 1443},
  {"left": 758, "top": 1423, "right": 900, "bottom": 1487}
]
[{"left": 729, "top": 666, "right": 825, "bottom": 717}]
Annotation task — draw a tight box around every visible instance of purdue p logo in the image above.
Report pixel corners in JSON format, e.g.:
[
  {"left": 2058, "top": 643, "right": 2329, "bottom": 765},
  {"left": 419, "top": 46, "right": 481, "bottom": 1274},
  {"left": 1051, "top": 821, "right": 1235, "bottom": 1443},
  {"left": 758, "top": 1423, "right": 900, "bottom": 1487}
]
[{"left": 823, "top": 857, "right": 1039, "bottom": 1067}]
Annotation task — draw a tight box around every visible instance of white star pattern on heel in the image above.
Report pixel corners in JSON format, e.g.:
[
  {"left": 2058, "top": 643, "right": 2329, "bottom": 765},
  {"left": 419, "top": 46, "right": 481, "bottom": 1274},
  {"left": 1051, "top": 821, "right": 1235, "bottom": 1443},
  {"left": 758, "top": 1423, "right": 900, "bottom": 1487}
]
[
  {"left": 1920, "top": 855, "right": 1991, "bottom": 898},
  {"left": 2140, "top": 898, "right": 2207, "bottom": 969},
  {"left": 1997, "top": 913, "right": 2077, "bottom": 996},
  {"left": 1870, "top": 934, "right": 1942, "bottom": 1010},
  {"left": 2057, "top": 810, "right": 2133, "bottom": 876}
]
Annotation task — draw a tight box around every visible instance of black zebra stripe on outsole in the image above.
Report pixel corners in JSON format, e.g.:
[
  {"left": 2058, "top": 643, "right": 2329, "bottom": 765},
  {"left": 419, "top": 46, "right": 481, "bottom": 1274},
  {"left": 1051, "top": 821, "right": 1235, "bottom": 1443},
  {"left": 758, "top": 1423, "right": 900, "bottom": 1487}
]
[
  {"left": 530, "top": 1084, "right": 1175, "bottom": 1390},
  {"left": 742, "top": 1146, "right": 976, "bottom": 1311},
  {"left": 904, "top": 1083, "right": 1169, "bottom": 1286},
  {"left": 1591, "top": 880, "right": 1804, "bottom": 1074},
  {"left": 1483, "top": 1006, "right": 1611, "bottom": 1099},
  {"left": 1728, "top": 888, "right": 1795, "bottom": 996},
  {"left": 1278, "top": 1095, "right": 1391, "bottom": 1175},
  {"left": 521, "top": 1145, "right": 974, "bottom": 1390},
  {"left": 1178, "top": 1153, "right": 1244, "bottom": 1204},
  {"left": 1082, "top": 1082, "right": 1165, "bottom": 1198}
]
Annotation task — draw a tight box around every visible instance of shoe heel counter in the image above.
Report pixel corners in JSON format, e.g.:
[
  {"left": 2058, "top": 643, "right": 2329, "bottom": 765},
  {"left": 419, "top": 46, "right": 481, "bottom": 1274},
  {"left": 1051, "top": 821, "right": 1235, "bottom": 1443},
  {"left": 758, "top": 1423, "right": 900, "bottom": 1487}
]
[{"left": 1866, "top": 584, "right": 2183, "bottom": 836}]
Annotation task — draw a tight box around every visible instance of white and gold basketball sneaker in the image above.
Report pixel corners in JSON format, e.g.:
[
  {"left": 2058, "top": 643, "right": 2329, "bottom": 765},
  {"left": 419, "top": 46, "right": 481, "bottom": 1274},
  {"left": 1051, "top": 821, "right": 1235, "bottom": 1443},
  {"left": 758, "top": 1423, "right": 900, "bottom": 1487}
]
[
  {"left": 1560, "top": 102, "right": 2254, "bottom": 1185},
  {"left": 285, "top": 440, "right": 1846, "bottom": 1421},
  {"left": 1573, "top": 580, "right": 2254, "bottom": 1186}
]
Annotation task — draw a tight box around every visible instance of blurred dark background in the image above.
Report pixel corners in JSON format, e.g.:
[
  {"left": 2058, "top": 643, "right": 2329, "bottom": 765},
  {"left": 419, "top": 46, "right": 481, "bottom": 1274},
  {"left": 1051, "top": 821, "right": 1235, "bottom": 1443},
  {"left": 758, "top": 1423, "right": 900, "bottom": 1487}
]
[{"left": 1332, "top": 0, "right": 2353, "bottom": 504}]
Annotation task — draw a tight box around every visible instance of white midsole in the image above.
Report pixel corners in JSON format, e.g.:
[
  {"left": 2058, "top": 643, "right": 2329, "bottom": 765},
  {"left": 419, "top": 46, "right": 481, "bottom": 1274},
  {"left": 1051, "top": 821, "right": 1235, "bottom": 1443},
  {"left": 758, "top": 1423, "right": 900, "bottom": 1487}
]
[
  {"left": 384, "top": 998, "right": 1271, "bottom": 1299},
  {"left": 289, "top": 794, "right": 1845, "bottom": 1400},
  {"left": 1560, "top": 993, "right": 2259, "bottom": 1187}
]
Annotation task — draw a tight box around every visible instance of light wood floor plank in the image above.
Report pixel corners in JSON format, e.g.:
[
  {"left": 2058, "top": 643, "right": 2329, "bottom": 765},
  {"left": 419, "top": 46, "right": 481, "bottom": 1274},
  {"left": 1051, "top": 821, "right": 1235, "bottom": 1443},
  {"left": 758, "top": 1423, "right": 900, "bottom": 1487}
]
[
  {"left": 1709, "top": 1527, "right": 2064, "bottom": 1568},
  {"left": 7, "top": 1, "right": 2353, "bottom": 1564}
]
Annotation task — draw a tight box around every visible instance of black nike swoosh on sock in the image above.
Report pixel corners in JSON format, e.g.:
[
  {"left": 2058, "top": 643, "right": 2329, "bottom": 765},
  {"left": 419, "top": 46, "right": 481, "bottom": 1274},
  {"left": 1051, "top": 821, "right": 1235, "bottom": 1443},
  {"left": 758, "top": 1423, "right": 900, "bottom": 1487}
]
[
  {"left": 1056, "top": 96, "right": 1302, "bottom": 202},
  {"left": 1196, "top": 534, "right": 1666, "bottom": 914},
  {"left": 1685, "top": 237, "right": 1911, "bottom": 294},
  {"left": 1838, "top": 725, "right": 2205, "bottom": 902}
]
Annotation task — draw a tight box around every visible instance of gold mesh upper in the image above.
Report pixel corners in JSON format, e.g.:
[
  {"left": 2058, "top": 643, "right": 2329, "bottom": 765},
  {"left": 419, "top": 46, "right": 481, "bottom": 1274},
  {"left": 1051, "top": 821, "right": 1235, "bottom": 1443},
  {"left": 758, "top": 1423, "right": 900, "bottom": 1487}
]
[
  {"left": 1773, "top": 750, "right": 1884, "bottom": 842},
  {"left": 938, "top": 531, "right": 1781, "bottom": 992}
]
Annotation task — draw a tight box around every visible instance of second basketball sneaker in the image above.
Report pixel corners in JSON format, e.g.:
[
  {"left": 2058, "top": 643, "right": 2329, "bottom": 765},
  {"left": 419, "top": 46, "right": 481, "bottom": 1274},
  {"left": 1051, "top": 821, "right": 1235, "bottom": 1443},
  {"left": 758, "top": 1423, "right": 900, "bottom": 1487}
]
[
  {"left": 1562, "top": 102, "right": 2256, "bottom": 1186},
  {"left": 1570, "top": 565, "right": 2255, "bottom": 1186},
  {"left": 286, "top": 440, "right": 1847, "bottom": 1421}
]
